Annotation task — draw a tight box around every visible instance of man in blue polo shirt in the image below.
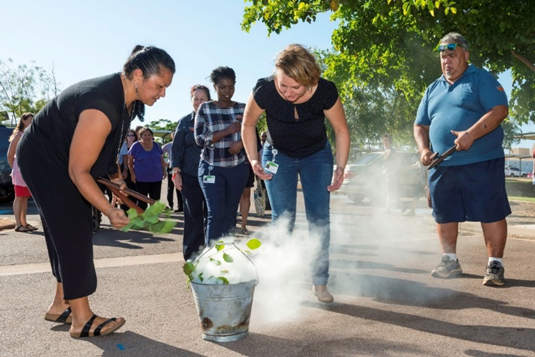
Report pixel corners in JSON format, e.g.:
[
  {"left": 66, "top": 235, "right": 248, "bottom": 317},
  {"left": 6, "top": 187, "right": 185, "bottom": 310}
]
[{"left": 414, "top": 32, "right": 510, "bottom": 286}]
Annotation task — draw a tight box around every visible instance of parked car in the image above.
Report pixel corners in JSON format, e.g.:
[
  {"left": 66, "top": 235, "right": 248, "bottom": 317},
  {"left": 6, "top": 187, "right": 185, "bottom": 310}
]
[
  {"left": 338, "top": 151, "right": 424, "bottom": 205},
  {"left": 504, "top": 166, "right": 525, "bottom": 177},
  {"left": 0, "top": 125, "right": 15, "bottom": 203}
]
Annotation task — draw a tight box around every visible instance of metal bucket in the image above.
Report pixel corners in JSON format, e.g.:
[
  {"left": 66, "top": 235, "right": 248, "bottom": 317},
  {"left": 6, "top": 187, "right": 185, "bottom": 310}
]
[{"left": 190, "top": 280, "right": 256, "bottom": 342}]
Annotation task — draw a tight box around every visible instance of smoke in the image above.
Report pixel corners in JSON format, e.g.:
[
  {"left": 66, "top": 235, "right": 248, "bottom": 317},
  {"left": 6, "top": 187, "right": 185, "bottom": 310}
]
[
  {"left": 189, "top": 193, "right": 447, "bottom": 327},
  {"left": 247, "top": 213, "right": 323, "bottom": 325}
]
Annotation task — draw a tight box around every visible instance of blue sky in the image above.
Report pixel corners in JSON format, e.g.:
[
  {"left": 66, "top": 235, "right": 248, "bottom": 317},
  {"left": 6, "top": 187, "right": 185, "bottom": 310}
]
[
  {"left": 3, "top": 0, "right": 530, "bottom": 149},
  {"left": 2, "top": 0, "right": 336, "bottom": 126}
]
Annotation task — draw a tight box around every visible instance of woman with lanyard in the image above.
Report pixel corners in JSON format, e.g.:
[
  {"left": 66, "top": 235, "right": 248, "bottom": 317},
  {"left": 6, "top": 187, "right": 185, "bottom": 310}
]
[
  {"left": 195, "top": 66, "right": 249, "bottom": 245},
  {"left": 172, "top": 84, "right": 211, "bottom": 260},
  {"left": 241, "top": 44, "right": 350, "bottom": 303},
  {"left": 17, "top": 45, "right": 175, "bottom": 338}
]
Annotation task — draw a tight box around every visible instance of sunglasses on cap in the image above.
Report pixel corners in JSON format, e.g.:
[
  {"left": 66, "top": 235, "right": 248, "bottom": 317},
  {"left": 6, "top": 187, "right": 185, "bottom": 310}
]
[{"left": 437, "top": 43, "right": 465, "bottom": 52}]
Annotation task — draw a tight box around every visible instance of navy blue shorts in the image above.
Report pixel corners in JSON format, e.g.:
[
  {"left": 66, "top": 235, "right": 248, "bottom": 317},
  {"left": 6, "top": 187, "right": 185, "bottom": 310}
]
[{"left": 428, "top": 158, "right": 511, "bottom": 224}]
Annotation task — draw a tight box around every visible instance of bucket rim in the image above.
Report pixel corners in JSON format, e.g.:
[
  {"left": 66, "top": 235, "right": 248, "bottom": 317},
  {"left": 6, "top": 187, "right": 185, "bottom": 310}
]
[{"left": 190, "top": 279, "right": 257, "bottom": 287}]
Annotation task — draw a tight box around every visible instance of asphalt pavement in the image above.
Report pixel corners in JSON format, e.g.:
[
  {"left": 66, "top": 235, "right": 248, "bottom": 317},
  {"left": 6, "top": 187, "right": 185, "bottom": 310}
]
[{"left": 1, "top": 187, "right": 535, "bottom": 357}]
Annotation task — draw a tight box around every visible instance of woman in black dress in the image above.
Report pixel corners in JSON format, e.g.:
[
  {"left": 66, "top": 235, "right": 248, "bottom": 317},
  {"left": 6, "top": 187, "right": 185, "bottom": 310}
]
[{"left": 17, "top": 45, "right": 175, "bottom": 338}]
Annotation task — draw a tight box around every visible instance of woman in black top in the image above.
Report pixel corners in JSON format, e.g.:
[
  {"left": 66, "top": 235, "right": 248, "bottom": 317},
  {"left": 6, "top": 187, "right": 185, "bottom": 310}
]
[
  {"left": 242, "top": 44, "right": 350, "bottom": 303},
  {"left": 17, "top": 46, "right": 175, "bottom": 338}
]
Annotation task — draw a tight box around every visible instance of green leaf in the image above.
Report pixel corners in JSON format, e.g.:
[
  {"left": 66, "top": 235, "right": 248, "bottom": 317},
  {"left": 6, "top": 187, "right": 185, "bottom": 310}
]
[
  {"left": 217, "top": 277, "right": 230, "bottom": 285},
  {"left": 157, "top": 219, "right": 176, "bottom": 233},
  {"left": 210, "top": 257, "right": 222, "bottom": 266},
  {"left": 126, "top": 208, "right": 139, "bottom": 219},
  {"left": 144, "top": 213, "right": 160, "bottom": 224},
  {"left": 215, "top": 242, "right": 225, "bottom": 251},
  {"left": 133, "top": 219, "right": 145, "bottom": 229},
  {"left": 246, "top": 238, "right": 262, "bottom": 250},
  {"left": 183, "top": 262, "right": 195, "bottom": 275},
  {"left": 148, "top": 219, "right": 176, "bottom": 233},
  {"left": 223, "top": 252, "right": 234, "bottom": 263},
  {"left": 120, "top": 220, "right": 137, "bottom": 232}
]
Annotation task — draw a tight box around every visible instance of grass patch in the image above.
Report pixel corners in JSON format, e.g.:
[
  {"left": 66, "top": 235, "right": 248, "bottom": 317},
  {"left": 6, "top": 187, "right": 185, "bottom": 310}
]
[
  {"left": 505, "top": 179, "right": 535, "bottom": 198},
  {"left": 508, "top": 196, "right": 535, "bottom": 203}
]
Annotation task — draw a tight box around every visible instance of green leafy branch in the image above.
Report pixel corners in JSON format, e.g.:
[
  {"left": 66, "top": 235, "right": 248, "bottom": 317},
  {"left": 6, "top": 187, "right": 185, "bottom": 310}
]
[{"left": 121, "top": 201, "right": 176, "bottom": 233}]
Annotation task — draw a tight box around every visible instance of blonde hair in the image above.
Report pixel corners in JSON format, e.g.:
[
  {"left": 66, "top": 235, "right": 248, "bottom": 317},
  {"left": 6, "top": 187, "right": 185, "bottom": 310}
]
[
  {"left": 9, "top": 112, "right": 34, "bottom": 142},
  {"left": 274, "top": 44, "right": 321, "bottom": 87}
]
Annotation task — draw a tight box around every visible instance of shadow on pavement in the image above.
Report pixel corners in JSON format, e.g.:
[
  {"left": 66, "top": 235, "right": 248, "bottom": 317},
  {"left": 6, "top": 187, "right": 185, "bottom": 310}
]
[
  {"left": 465, "top": 349, "right": 531, "bottom": 357},
  {"left": 92, "top": 228, "right": 177, "bottom": 249},
  {"left": 302, "top": 299, "right": 535, "bottom": 353},
  {"left": 329, "top": 272, "right": 535, "bottom": 320},
  {"left": 48, "top": 328, "right": 202, "bottom": 357},
  {"left": 330, "top": 259, "right": 429, "bottom": 275}
]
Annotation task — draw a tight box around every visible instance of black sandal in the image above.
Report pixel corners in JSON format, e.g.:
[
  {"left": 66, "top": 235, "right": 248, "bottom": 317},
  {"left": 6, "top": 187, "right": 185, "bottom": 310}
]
[
  {"left": 70, "top": 314, "right": 125, "bottom": 338},
  {"left": 14, "top": 225, "right": 31, "bottom": 233},
  {"left": 25, "top": 224, "right": 38, "bottom": 231},
  {"left": 45, "top": 307, "right": 72, "bottom": 324}
]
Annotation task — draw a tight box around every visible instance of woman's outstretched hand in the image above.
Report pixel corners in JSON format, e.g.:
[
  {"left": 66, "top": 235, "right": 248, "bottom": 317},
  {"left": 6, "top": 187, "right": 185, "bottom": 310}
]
[
  {"left": 251, "top": 160, "right": 272, "bottom": 181},
  {"left": 328, "top": 166, "right": 345, "bottom": 192}
]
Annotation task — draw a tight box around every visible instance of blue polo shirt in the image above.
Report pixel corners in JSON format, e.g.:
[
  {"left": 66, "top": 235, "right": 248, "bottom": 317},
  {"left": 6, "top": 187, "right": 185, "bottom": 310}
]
[{"left": 415, "top": 65, "right": 508, "bottom": 166}]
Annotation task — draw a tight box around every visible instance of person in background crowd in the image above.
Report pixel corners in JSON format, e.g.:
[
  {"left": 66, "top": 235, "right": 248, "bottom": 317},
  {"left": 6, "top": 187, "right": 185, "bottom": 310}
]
[
  {"left": 414, "top": 32, "right": 510, "bottom": 286},
  {"left": 8, "top": 112, "right": 37, "bottom": 233},
  {"left": 241, "top": 44, "right": 350, "bottom": 303},
  {"left": 195, "top": 66, "right": 249, "bottom": 244},
  {"left": 258, "top": 130, "right": 271, "bottom": 210},
  {"left": 118, "top": 128, "right": 139, "bottom": 211},
  {"left": 402, "top": 152, "right": 428, "bottom": 217},
  {"left": 17, "top": 45, "right": 175, "bottom": 338},
  {"left": 128, "top": 127, "right": 166, "bottom": 211},
  {"left": 162, "top": 131, "right": 183, "bottom": 212},
  {"left": 172, "top": 84, "right": 211, "bottom": 260}
]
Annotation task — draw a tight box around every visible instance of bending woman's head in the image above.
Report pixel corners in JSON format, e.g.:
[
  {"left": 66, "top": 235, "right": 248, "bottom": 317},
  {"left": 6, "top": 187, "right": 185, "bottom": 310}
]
[
  {"left": 122, "top": 46, "right": 176, "bottom": 121},
  {"left": 274, "top": 44, "right": 321, "bottom": 88},
  {"left": 123, "top": 45, "right": 176, "bottom": 80}
]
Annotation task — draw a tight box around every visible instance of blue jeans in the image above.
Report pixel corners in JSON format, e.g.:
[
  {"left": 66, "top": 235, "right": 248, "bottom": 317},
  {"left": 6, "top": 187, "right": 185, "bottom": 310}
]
[
  {"left": 198, "top": 160, "right": 249, "bottom": 244},
  {"left": 262, "top": 142, "right": 333, "bottom": 285}
]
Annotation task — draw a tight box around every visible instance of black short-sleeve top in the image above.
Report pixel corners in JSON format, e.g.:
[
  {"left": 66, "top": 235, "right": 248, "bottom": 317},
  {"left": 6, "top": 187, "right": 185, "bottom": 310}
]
[
  {"left": 24, "top": 73, "right": 130, "bottom": 177},
  {"left": 253, "top": 76, "right": 339, "bottom": 158}
]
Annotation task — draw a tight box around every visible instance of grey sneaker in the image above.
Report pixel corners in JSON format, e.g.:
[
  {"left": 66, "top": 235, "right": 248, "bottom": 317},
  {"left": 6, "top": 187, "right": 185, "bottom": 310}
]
[
  {"left": 431, "top": 256, "right": 463, "bottom": 278},
  {"left": 483, "top": 261, "right": 505, "bottom": 286}
]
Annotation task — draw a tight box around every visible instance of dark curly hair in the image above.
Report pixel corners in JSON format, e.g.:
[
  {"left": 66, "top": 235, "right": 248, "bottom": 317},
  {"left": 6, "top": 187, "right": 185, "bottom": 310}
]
[{"left": 209, "top": 66, "right": 236, "bottom": 85}]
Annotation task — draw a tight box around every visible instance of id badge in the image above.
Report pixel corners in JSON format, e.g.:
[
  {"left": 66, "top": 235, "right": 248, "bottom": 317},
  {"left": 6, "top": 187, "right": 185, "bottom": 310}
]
[
  {"left": 265, "top": 161, "right": 279, "bottom": 174},
  {"left": 203, "top": 175, "right": 216, "bottom": 184}
]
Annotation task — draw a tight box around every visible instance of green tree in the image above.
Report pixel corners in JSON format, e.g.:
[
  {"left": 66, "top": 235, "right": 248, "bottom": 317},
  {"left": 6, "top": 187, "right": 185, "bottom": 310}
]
[
  {"left": 0, "top": 59, "right": 61, "bottom": 124},
  {"left": 242, "top": 0, "right": 535, "bottom": 133},
  {"left": 146, "top": 118, "right": 175, "bottom": 144}
]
